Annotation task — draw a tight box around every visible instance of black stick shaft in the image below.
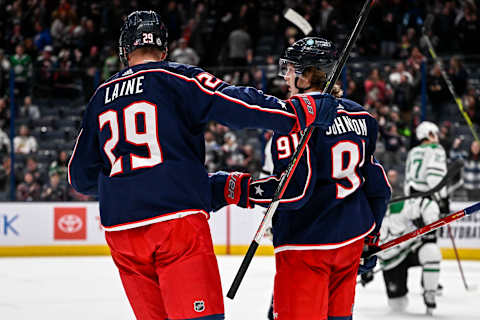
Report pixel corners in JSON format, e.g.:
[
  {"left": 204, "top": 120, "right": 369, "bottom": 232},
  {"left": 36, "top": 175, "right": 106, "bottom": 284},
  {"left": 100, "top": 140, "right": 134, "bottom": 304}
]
[
  {"left": 226, "top": 241, "right": 259, "bottom": 299},
  {"left": 226, "top": 0, "right": 376, "bottom": 299}
]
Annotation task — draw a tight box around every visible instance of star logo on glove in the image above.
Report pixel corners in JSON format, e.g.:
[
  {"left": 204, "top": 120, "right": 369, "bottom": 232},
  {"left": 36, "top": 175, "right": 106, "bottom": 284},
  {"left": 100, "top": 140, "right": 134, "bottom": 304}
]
[{"left": 254, "top": 185, "right": 264, "bottom": 196}]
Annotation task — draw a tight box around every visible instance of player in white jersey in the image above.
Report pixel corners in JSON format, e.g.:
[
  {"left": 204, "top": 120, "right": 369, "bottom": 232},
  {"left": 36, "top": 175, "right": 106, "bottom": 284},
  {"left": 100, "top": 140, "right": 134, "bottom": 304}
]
[{"left": 365, "top": 121, "right": 447, "bottom": 314}]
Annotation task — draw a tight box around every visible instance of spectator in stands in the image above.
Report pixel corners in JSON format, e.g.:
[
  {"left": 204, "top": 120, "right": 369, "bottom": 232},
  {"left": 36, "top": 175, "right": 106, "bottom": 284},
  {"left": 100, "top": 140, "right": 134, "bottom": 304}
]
[
  {"left": 427, "top": 62, "right": 450, "bottom": 123},
  {"left": 82, "top": 18, "right": 101, "bottom": 56},
  {"left": 13, "top": 125, "right": 37, "bottom": 154},
  {"left": 438, "top": 121, "right": 454, "bottom": 153},
  {"left": 448, "top": 56, "right": 468, "bottom": 96},
  {"left": 227, "top": 24, "right": 252, "bottom": 67},
  {"left": 16, "top": 172, "right": 41, "bottom": 201},
  {"left": 10, "top": 44, "right": 32, "bottom": 98},
  {"left": 40, "top": 172, "right": 67, "bottom": 201},
  {"left": 54, "top": 48, "right": 79, "bottom": 97},
  {"left": 449, "top": 135, "right": 468, "bottom": 161},
  {"left": 364, "top": 68, "right": 388, "bottom": 106},
  {"left": 389, "top": 62, "right": 413, "bottom": 85},
  {"left": 102, "top": 46, "right": 119, "bottom": 81},
  {"left": 19, "top": 96, "right": 40, "bottom": 120},
  {"left": 0, "top": 49, "right": 10, "bottom": 97},
  {"left": 463, "top": 140, "right": 480, "bottom": 200},
  {"left": 7, "top": 23, "right": 24, "bottom": 53},
  {"left": 464, "top": 91, "right": 480, "bottom": 126},
  {"left": 456, "top": 3, "right": 480, "bottom": 54},
  {"left": 406, "top": 46, "right": 425, "bottom": 76},
  {"left": 345, "top": 78, "right": 364, "bottom": 104},
  {"left": 204, "top": 130, "right": 222, "bottom": 172},
  {"left": 34, "top": 45, "right": 57, "bottom": 97},
  {"left": 389, "top": 62, "right": 414, "bottom": 114},
  {"left": 379, "top": 122, "right": 406, "bottom": 169},
  {"left": 33, "top": 21, "right": 52, "bottom": 52},
  {"left": 170, "top": 38, "right": 200, "bottom": 65},
  {"left": 49, "top": 150, "right": 68, "bottom": 182},
  {"left": 50, "top": 9, "right": 70, "bottom": 48},
  {"left": 395, "top": 34, "right": 411, "bottom": 59},
  {"left": 0, "top": 157, "right": 16, "bottom": 199},
  {"left": 0, "top": 127, "right": 9, "bottom": 155},
  {"left": 24, "top": 157, "right": 43, "bottom": 185},
  {"left": 434, "top": 1, "right": 456, "bottom": 53},
  {"left": 0, "top": 98, "right": 9, "bottom": 131},
  {"left": 379, "top": 12, "right": 398, "bottom": 57}
]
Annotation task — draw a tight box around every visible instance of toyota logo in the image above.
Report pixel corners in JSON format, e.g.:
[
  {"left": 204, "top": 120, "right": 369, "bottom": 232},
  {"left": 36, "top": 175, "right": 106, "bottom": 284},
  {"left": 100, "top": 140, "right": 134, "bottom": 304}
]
[{"left": 58, "top": 214, "right": 83, "bottom": 233}]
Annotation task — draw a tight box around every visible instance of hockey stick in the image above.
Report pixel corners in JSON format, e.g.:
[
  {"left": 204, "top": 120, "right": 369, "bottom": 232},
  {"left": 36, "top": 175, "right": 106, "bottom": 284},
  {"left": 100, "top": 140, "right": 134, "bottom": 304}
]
[
  {"left": 422, "top": 14, "right": 480, "bottom": 142},
  {"left": 284, "top": 8, "right": 313, "bottom": 35},
  {"left": 446, "top": 225, "right": 475, "bottom": 291},
  {"left": 226, "top": 0, "right": 377, "bottom": 299},
  {"left": 366, "top": 202, "right": 480, "bottom": 258},
  {"left": 389, "top": 159, "right": 463, "bottom": 203}
]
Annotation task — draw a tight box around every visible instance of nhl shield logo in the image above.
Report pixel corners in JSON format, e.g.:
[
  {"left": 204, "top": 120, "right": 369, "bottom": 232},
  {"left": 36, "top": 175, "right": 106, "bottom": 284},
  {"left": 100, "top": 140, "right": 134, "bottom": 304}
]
[{"left": 194, "top": 300, "right": 205, "bottom": 313}]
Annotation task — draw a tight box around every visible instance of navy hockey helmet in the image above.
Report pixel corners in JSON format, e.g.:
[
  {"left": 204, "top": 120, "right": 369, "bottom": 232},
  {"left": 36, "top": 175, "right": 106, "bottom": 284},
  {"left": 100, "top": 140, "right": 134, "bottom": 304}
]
[
  {"left": 279, "top": 37, "right": 337, "bottom": 79},
  {"left": 119, "top": 10, "right": 168, "bottom": 66}
]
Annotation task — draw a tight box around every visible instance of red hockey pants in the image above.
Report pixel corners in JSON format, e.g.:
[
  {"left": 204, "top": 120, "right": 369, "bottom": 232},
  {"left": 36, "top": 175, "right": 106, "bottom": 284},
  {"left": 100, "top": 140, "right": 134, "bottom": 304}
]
[
  {"left": 273, "top": 239, "right": 364, "bottom": 320},
  {"left": 105, "top": 214, "right": 224, "bottom": 320}
]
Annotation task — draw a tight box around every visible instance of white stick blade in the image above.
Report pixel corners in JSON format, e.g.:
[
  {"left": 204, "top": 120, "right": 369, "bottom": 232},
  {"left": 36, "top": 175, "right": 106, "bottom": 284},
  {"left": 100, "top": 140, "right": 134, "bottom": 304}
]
[{"left": 284, "top": 8, "right": 313, "bottom": 35}]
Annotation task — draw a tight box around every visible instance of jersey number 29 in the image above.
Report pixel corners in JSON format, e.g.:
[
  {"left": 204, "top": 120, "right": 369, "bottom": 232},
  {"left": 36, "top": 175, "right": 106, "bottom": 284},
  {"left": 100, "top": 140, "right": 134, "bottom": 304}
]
[{"left": 99, "top": 101, "right": 163, "bottom": 176}]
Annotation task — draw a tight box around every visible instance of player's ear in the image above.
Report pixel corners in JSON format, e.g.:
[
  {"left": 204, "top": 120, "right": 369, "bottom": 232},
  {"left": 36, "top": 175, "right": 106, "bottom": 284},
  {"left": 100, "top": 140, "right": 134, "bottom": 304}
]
[{"left": 161, "top": 49, "right": 168, "bottom": 60}]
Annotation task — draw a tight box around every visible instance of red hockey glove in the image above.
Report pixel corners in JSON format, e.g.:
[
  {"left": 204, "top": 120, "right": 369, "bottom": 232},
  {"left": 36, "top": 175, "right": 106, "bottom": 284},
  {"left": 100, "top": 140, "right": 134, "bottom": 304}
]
[
  {"left": 210, "top": 171, "right": 253, "bottom": 211},
  {"left": 288, "top": 93, "right": 338, "bottom": 132}
]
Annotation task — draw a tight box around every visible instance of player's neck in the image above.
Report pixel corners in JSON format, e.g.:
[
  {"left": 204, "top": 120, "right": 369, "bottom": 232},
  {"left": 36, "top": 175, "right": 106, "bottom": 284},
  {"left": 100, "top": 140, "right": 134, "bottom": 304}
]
[{"left": 128, "top": 52, "right": 166, "bottom": 67}]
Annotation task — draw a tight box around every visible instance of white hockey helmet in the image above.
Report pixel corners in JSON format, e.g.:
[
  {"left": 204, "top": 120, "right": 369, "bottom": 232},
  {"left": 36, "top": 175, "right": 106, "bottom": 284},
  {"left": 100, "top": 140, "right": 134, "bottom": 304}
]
[{"left": 416, "top": 121, "right": 439, "bottom": 141}]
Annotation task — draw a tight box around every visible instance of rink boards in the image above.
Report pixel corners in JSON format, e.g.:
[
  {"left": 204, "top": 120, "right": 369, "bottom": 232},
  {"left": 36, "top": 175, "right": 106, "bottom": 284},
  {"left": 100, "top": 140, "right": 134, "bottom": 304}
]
[{"left": 0, "top": 202, "right": 479, "bottom": 259}]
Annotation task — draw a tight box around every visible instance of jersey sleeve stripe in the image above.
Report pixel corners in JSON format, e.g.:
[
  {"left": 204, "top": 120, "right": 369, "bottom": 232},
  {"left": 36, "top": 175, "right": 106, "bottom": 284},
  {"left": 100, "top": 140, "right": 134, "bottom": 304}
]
[
  {"left": 98, "top": 68, "right": 296, "bottom": 119},
  {"left": 249, "top": 145, "right": 313, "bottom": 203}
]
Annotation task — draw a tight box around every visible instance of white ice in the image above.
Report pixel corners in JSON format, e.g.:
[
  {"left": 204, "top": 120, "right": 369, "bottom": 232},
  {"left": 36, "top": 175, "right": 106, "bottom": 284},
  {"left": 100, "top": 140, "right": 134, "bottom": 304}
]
[{"left": 0, "top": 256, "right": 479, "bottom": 319}]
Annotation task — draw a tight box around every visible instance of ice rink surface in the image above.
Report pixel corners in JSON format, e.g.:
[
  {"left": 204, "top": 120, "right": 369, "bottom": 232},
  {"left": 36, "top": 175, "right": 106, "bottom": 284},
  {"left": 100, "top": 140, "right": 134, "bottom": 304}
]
[{"left": 0, "top": 255, "right": 479, "bottom": 319}]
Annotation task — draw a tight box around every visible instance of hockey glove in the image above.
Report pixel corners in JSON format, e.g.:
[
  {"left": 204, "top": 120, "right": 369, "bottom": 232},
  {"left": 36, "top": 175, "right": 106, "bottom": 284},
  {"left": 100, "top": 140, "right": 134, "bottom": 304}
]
[
  {"left": 210, "top": 171, "right": 252, "bottom": 211},
  {"left": 288, "top": 93, "right": 338, "bottom": 131},
  {"left": 358, "top": 232, "right": 380, "bottom": 275},
  {"left": 438, "top": 198, "right": 450, "bottom": 218}
]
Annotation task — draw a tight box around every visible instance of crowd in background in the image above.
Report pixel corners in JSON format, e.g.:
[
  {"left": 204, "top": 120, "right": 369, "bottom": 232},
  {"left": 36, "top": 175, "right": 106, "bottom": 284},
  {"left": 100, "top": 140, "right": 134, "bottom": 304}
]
[{"left": 0, "top": 0, "right": 479, "bottom": 201}]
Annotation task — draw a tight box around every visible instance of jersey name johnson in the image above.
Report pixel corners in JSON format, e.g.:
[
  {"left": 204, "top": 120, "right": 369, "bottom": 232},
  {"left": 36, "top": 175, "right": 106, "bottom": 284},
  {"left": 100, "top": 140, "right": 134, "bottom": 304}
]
[{"left": 325, "top": 116, "right": 368, "bottom": 136}]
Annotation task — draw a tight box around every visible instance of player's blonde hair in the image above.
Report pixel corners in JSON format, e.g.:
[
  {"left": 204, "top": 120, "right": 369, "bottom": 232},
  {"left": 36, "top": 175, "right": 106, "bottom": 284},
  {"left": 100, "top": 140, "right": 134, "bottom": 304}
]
[{"left": 302, "top": 67, "right": 343, "bottom": 98}]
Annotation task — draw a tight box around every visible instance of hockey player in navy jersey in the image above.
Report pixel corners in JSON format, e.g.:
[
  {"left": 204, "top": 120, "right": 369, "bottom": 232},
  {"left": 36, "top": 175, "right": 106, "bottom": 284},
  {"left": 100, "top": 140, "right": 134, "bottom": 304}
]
[
  {"left": 67, "top": 11, "right": 339, "bottom": 320},
  {"left": 213, "top": 37, "right": 392, "bottom": 320}
]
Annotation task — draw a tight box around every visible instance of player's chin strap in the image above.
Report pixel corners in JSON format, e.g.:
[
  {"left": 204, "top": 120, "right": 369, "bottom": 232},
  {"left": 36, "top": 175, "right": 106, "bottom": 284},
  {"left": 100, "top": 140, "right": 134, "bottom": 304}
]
[{"left": 294, "top": 77, "right": 311, "bottom": 93}]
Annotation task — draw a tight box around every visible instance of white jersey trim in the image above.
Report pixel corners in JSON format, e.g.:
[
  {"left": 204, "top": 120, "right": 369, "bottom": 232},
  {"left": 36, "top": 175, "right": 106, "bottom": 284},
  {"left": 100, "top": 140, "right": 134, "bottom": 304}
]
[
  {"left": 274, "top": 222, "right": 375, "bottom": 253},
  {"left": 103, "top": 209, "right": 209, "bottom": 232}
]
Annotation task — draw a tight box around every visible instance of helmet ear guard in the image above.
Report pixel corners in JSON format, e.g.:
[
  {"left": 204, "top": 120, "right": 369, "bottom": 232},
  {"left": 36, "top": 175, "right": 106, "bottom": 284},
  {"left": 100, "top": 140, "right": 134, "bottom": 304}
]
[{"left": 119, "top": 10, "right": 168, "bottom": 67}]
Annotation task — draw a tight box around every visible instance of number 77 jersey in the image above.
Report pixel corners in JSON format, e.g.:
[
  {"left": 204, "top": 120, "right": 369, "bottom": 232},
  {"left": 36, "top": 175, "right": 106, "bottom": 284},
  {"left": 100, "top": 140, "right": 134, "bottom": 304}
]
[
  {"left": 67, "top": 61, "right": 301, "bottom": 231},
  {"left": 250, "top": 97, "right": 392, "bottom": 251}
]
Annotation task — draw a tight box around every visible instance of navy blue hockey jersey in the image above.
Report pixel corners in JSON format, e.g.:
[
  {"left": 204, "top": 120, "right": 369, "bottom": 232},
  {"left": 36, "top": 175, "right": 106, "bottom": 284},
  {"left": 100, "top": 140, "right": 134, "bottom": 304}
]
[
  {"left": 250, "top": 95, "right": 391, "bottom": 252},
  {"left": 68, "top": 61, "right": 303, "bottom": 231}
]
